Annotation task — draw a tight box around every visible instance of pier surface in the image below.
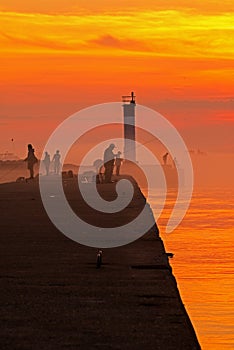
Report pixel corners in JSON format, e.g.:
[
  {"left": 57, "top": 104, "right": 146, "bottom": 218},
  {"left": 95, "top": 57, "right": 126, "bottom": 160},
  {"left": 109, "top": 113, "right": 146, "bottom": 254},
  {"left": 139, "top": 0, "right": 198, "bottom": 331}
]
[{"left": 0, "top": 176, "right": 200, "bottom": 349}]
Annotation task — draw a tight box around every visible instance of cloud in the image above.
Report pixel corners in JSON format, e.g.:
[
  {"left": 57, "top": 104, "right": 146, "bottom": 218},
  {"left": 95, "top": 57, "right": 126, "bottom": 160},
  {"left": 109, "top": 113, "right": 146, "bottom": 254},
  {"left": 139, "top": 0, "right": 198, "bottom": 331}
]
[
  {"left": 0, "top": 0, "right": 234, "bottom": 15},
  {"left": 209, "top": 114, "right": 234, "bottom": 123},
  {"left": 0, "top": 9, "right": 233, "bottom": 58},
  {"left": 157, "top": 97, "right": 234, "bottom": 110},
  {"left": 88, "top": 34, "right": 151, "bottom": 52},
  {"left": 0, "top": 31, "right": 83, "bottom": 51}
]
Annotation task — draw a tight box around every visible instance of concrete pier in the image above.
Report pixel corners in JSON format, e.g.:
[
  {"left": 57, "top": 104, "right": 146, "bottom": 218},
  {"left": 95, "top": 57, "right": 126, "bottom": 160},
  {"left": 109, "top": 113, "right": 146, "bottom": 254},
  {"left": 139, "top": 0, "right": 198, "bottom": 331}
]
[{"left": 0, "top": 177, "right": 201, "bottom": 349}]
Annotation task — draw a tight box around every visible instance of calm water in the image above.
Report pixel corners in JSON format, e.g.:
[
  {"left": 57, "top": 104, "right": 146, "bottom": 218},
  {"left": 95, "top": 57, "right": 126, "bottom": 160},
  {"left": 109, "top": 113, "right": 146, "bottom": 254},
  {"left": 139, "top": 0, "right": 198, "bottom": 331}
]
[{"left": 149, "top": 188, "right": 234, "bottom": 350}]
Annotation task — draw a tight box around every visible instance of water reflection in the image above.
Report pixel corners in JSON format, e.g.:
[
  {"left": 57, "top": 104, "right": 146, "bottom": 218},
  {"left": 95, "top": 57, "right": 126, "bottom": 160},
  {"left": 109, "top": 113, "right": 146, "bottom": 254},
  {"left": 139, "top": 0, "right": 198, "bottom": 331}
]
[{"left": 149, "top": 188, "right": 234, "bottom": 350}]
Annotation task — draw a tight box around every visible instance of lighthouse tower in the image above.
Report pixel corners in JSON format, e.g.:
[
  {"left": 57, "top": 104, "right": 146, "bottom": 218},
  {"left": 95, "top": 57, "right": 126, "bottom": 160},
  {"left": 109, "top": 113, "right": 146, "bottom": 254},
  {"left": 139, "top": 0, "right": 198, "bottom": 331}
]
[{"left": 122, "top": 92, "right": 136, "bottom": 162}]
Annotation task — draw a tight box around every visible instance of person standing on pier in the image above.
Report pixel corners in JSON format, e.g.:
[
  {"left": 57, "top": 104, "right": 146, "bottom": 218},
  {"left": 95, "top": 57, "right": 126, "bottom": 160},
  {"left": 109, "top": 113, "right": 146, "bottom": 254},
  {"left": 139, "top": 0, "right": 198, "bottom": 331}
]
[
  {"left": 24, "top": 144, "right": 38, "bottom": 179},
  {"left": 52, "top": 150, "right": 61, "bottom": 174},
  {"left": 43, "top": 151, "right": 50, "bottom": 176},
  {"left": 115, "top": 151, "right": 123, "bottom": 176},
  {"left": 103, "top": 144, "right": 115, "bottom": 183}
]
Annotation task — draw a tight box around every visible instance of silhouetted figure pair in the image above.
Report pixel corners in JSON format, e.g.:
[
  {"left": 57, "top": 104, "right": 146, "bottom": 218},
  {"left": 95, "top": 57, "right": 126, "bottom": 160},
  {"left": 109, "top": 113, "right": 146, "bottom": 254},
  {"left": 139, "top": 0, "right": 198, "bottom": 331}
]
[
  {"left": 103, "top": 144, "right": 115, "bottom": 183},
  {"left": 24, "top": 144, "right": 38, "bottom": 179},
  {"left": 43, "top": 152, "right": 50, "bottom": 175},
  {"left": 52, "top": 150, "right": 61, "bottom": 174}
]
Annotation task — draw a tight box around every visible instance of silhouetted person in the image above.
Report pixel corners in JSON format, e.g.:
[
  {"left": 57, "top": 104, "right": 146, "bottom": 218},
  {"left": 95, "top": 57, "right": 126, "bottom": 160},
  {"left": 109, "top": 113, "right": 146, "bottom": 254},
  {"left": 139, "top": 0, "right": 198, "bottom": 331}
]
[
  {"left": 115, "top": 151, "right": 123, "bottom": 176},
  {"left": 163, "top": 152, "right": 169, "bottom": 165},
  {"left": 103, "top": 144, "right": 115, "bottom": 183},
  {"left": 93, "top": 159, "right": 104, "bottom": 184},
  {"left": 43, "top": 151, "right": 50, "bottom": 176},
  {"left": 24, "top": 144, "right": 38, "bottom": 179},
  {"left": 52, "top": 150, "right": 61, "bottom": 174}
]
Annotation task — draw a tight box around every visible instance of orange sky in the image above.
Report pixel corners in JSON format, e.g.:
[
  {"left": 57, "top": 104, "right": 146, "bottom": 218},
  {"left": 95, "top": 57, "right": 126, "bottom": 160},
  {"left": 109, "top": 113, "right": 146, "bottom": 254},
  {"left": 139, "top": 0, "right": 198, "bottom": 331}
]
[{"left": 0, "top": 0, "right": 233, "bottom": 158}]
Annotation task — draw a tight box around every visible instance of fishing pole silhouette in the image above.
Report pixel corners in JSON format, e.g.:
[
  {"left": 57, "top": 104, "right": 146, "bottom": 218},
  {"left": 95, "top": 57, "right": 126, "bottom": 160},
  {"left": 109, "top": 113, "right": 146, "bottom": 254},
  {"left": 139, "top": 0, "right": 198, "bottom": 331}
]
[{"left": 122, "top": 135, "right": 161, "bottom": 158}]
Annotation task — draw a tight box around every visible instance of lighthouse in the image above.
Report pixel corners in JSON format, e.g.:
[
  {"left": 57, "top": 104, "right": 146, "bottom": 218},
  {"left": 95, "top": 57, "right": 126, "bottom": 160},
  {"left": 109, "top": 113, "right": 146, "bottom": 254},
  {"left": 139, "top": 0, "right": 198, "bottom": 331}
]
[{"left": 122, "top": 92, "right": 136, "bottom": 162}]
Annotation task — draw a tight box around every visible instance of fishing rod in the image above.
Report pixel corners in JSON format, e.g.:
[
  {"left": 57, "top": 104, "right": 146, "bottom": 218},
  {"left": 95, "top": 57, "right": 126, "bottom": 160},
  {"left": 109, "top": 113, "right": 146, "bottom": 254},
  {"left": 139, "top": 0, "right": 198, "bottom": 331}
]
[{"left": 121, "top": 135, "right": 164, "bottom": 159}]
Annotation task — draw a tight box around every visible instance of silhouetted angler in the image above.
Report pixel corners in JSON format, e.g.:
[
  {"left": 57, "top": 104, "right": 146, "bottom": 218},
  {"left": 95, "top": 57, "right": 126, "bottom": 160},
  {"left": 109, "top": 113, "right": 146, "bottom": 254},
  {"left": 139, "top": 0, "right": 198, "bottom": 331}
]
[
  {"left": 103, "top": 144, "right": 115, "bottom": 183},
  {"left": 93, "top": 159, "right": 104, "bottom": 184},
  {"left": 115, "top": 151, "right": 123, "bottom": 176},
  {"left": 52, "top": 150, "right": 61, "bottom": 174},
  {"left": 43, "top": 151, "right": 50, "bottom": 176},
  {"left": 24, "top": 144, "right": 38, "bottom": 179}
]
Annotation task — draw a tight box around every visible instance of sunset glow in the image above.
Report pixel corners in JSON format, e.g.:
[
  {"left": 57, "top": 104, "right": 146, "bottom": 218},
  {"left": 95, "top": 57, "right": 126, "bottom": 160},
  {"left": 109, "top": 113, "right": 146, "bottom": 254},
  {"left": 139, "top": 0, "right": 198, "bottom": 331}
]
[
  {"left": 0, "top": 2, "right": 234, "bottom": 349},
  {"left": 0, "top": 1, "right": 233, "bottom": 156}
]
